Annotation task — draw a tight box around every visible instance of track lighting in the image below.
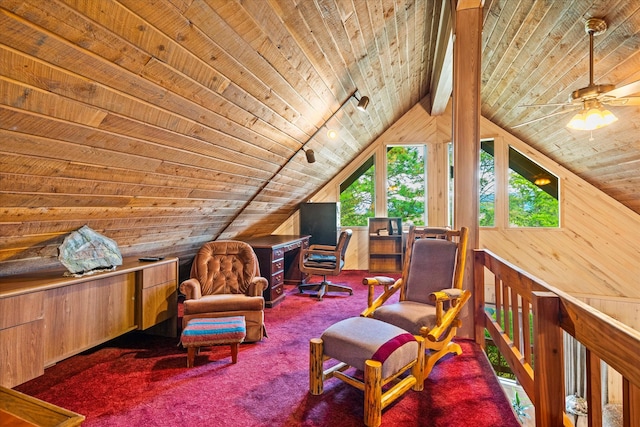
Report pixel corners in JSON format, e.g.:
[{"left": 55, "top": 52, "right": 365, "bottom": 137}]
[
  {"left": 300, "top": 89, "right": 369, "bottom": 163},
  {"left": 356, "top": 95, "right": 369, "bottom": 111},
  {"left": 304, "top": 149, "right": 316, "bottom": 163}
]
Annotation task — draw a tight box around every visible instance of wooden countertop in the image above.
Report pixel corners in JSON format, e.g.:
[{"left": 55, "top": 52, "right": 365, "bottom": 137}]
[{"left": 0, "top": 257, "right": 178, "bottom": 299}]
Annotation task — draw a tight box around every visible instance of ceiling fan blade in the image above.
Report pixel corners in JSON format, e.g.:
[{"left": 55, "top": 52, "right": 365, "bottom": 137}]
[
  {"left": 619, "top": 96, "right": 640, "bottom": 106},
  {"left": 603, "top": 96, "right": 640, "bottom": 106},
  {"left": 605, "top": 79, "right": 640, "bottom": 98},
  {"left": 512, "top": 108, "right": 579, "bottom": 129},
  {"left": 519, "top": 102, "right": 573, "bottom": 108}
]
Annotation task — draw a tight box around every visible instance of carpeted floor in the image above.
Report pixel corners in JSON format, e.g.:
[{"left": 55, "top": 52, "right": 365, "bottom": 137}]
[{"left": 15, "top": 270, "right": 520, "bottom": 426}]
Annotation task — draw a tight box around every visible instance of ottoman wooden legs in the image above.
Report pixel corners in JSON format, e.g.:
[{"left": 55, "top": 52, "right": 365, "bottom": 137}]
[
  {"left": 186, "top": 342, "right": 239, "bottom": 367},
  {"left": 309, "top": 317, "right": 425, "bottom": 427}
]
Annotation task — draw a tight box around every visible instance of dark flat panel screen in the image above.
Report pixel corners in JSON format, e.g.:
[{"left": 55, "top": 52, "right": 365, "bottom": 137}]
[{"left": 299, "top": 203, "right": 338, "bottom": 246}]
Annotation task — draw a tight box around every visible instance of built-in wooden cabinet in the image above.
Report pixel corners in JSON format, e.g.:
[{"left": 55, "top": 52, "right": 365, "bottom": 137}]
[
  {"left": 368, "top": 217, "right": 403, "bottom": 272},
  {"left": 0, "top": 257, "right": 178, "bottom": 388}
]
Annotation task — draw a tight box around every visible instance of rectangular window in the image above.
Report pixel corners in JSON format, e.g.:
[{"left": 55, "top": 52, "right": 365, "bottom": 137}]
[
  {"left": 339, "top": 155, "right": 375, "bottom": 226},
  {"left": 386, "top": 145, "right": 426, "bottom": 226},
  {"left": 508, "top": 147, "right": 559, "bottom": 227},
  {"left": 480, "top": 140, "right": 496, "bottom": 227}
]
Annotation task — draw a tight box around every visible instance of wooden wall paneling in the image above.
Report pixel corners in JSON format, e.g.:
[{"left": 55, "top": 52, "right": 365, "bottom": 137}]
[
  {"left": 378, "top": 100, "right": 435, "bottom": 143},
  {"left": 477, "top": 117, "right": 640, "bottom": 300},
  {"left": 427, "top": 140, "right": 449, "bottom": 226}
]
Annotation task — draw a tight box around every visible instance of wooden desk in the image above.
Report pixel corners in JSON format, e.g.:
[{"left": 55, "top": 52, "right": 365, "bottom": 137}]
[
  {"left": 0, "top": 257, "right": 178, "bottom": 388},
  {"left": 240, "top": 235, "right": 310, "bottom": 307},
  {"left": 0, "top": 387, "right": 84, "bottom": 426}
]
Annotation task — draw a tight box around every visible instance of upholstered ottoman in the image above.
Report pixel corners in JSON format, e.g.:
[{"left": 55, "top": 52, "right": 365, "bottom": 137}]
[
  {"left": 310, "top": 317, "right": 424, "bottom": 427},
  {"left": 181, "top": 316, "right": 246, "bottom": 367}
]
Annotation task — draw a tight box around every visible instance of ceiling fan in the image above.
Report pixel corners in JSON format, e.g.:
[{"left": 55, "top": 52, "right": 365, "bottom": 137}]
[{"left": 514, "top": 18, "right": 640, "bottom": 130}]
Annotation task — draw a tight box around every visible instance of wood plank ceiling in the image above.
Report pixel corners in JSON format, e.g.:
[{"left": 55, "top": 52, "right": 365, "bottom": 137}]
[
  {"left": 1, "top": 0, "right": 640, "bottom": 275},
  {"left": 482, "top": 0, "right": 640, "bottom": 212},
  {"left": 0, "top": 0, "right": 443, "bottom": 274}
]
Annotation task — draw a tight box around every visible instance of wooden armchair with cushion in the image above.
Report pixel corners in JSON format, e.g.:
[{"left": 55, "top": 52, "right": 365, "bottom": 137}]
[
  {"left": 361, "top": 226, "right": 470, "bottom": 378},
  {"left": 179, "top": 240, "right": 268, "bottom": 342}
]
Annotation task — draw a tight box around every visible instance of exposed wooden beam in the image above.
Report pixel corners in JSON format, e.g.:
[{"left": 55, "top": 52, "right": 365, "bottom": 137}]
[
  {"left": 429, "top": 0, "right": 453, "bottom": 116},
  {"left": 452, "top": 0, "right": 483, "bottom": 338}
]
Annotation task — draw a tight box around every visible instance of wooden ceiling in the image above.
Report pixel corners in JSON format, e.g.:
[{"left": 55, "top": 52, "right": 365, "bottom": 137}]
[
  {"left": 1, "top": 0, "right": 639, "bottom": 274},
  {"left": 482, "top": 0, "right": 640, "bottom": 213}
]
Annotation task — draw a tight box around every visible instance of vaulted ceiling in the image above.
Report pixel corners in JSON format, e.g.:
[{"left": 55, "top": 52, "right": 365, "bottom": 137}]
[{"left": 1, "top": 0, "right": 639, "bottom": 274}]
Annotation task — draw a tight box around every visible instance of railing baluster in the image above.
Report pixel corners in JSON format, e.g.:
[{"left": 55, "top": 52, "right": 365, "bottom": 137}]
[
  {"left": 495, "top": 276, "right": 502, "bottom": 327},
  {"left": 622, "top": 378, "right": 640, "bottom": 427},
  {"left": 586, "top": 349, "right": 602, "bottom": 427},
  {"left": 522, "top": 296, "right": 532, "bottom": 366},
  {"left": 512, "top": 289, "right": 521, "bottom": 352}
]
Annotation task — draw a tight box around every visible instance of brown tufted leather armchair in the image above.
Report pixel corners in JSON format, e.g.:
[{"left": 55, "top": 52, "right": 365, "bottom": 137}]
[{"left": 179, "top": 241, "right": 268, "bottom": 342}]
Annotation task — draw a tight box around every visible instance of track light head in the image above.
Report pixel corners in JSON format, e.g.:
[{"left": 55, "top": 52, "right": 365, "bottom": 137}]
[
  {"left": 356, "top": 95, "right": 369, "bottom": 111},
  {"left": 304, "top": 149, "right": 316, "bottom": 163}
]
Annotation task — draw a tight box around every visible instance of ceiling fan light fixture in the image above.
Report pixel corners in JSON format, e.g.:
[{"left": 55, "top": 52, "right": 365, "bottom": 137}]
[{"left": 566, "top": 102, "right": 618, "bottom": 131}]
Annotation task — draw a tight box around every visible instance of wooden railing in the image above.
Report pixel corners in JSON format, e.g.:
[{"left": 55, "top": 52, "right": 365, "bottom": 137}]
[{"left": 473, "top": 249, "right": 640, "bottom": 427}]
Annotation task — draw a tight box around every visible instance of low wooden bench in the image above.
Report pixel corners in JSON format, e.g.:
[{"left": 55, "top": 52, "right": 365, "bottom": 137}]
[{"left": 180, "top": 316, "right": 246, "bottom": 367}]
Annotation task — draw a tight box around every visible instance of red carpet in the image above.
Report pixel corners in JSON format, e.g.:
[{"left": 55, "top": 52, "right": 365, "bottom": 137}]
[{"left": 15, "top": 271, "right": 519, "bottom": 426}]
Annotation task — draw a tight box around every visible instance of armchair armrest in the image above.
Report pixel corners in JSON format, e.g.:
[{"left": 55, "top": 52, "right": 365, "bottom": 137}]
[
  {"left": 307, "top": 243, "right": 337, "bottom": 252},
  {"left": 361, "top": 276, "right": 396, "bottom": 308},
  {"left": 422, "top": 289, "right": 471, "bottom": 341},
  {"left": 430, "top": 288, "right": 465, "bottom": 326},
  {"left": 179, "top": 278, "right": 202, "bottom": 300},
  {"left": 246, "top": 276, "right": 268, "bottom": 297},
  {"left": 360, "top": 277, "right": 403, "bottom": 317}
]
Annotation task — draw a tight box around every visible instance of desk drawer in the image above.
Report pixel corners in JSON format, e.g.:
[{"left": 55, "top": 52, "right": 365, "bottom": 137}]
[
  {"left": 272, "top": 247, "right": 285, "bottom": 261},
  {"left": 271, "top": 271, "right": 284, "bottom": 286},
  {"left": 271, "top": 259, "right": 284, "bottom": 274},
  {"left": 270, "top": 283, "right": 284, "bottom": 300}
]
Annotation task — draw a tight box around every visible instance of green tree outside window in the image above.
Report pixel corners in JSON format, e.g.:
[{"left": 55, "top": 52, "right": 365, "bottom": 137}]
[
  {"left": 387, "top": 146, "right": 426, "bottom": 226},
  {"left": 340, "top": 156, "right": 375, "bottom": 226}
]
